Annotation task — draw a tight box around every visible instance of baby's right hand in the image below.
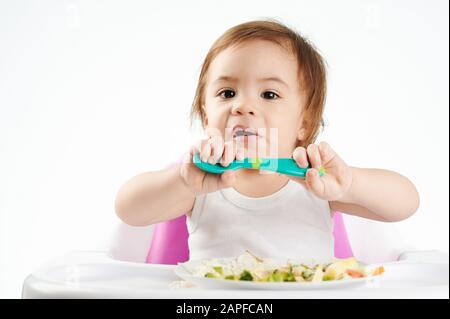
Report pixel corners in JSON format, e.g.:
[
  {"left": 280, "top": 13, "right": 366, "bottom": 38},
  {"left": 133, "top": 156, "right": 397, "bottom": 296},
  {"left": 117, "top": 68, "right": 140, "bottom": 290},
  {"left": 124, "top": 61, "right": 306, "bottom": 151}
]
[{"left": 180, "top": 136, "right": 245, "bottom": 196}]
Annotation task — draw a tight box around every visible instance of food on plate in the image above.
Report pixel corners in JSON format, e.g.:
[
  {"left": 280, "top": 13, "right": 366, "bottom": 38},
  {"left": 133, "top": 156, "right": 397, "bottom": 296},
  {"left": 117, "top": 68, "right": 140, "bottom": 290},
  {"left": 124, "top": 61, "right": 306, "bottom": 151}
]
[{"left": 189, "top": 251, "right": 384, "bottom": 283}]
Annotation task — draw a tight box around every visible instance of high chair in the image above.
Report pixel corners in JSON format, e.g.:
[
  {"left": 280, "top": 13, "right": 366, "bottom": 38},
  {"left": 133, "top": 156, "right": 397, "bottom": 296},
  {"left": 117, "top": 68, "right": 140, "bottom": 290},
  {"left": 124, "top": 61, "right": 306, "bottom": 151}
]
[
  {"left": 22, "top": 159, "right": 449, "bottom": 298},
  {"left": 22, "top": 211, "right": 449, "bottom": 298}
]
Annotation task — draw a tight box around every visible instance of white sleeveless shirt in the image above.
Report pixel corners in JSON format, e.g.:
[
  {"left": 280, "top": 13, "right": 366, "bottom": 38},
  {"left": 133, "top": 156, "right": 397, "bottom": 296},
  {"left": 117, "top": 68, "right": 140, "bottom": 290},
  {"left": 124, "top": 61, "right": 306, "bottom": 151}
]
[{"left": 186, "top": 179, "right": 334, "bottom": 261}]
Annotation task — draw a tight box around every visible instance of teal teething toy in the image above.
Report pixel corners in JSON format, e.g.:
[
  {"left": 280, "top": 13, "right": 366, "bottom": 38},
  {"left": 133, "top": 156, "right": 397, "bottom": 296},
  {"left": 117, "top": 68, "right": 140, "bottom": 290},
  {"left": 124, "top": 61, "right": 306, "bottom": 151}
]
[{"left": 193, "top": 153, "right": 325, "bottom": 179}]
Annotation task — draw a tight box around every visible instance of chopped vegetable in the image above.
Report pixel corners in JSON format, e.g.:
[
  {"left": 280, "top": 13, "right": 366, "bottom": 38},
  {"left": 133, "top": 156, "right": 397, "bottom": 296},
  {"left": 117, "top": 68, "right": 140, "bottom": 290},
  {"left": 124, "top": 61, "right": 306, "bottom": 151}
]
[
  {"left": 345, "top": 269, "right": 364, "bottom": 278},
  {"left": 239, "top": 270, "right": 253, "bottom": 281},
  {"left": 213, "top": 266, "right": 223, "bottom": 275},
  {"left": 195, "top": 251, "right": 384, "bottom": 283}
]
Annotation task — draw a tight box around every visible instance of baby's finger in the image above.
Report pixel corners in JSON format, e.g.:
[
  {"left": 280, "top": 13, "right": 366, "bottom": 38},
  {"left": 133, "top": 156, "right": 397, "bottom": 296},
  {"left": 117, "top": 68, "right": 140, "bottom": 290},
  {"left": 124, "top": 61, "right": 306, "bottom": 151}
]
[
  {"left": 236, "top": 145, "right": 245, "bottom": 161},
  {"left": 220, "top": 141, "right": 235, "bottom": 167},
  {"left": 209, "top": 136, "right": 224, "bottom": 164},
  {"left": 185, "top": 145, "right": 197, "bottom": 164},
  {"left": 318, "top": 141, "right": 336, "bottom": 165},
  {"left": 306, "top": 144, "right": 321, "bottom": 169},
  {"left": 234, "top": 138, "right": 245, "bottom": 161},
  {"left": 292, "top": 147, "right": 308, "bottom": 168},
  {"left": 200, "top": 139, "right": 212, "bottom": 163},
  {"left": 193, "top": 138, "right": 207, "bottom": 154},
  {"left": 305, "top": 168, "right": 325, "bottom": 196}
]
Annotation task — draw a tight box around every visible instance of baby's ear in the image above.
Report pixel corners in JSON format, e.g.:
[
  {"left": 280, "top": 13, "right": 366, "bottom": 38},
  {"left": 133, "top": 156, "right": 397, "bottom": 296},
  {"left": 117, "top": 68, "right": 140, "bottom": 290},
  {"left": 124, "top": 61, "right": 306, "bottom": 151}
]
[{"left": 297, "top": 127, "right": 306, "bottom": 142}]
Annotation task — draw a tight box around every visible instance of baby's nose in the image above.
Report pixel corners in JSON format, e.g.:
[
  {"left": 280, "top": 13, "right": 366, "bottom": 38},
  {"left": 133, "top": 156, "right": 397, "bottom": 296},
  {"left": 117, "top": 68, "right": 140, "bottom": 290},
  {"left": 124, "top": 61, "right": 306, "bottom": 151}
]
[{"left": 231, "top": 103, "right": 256, "bottom": 115}]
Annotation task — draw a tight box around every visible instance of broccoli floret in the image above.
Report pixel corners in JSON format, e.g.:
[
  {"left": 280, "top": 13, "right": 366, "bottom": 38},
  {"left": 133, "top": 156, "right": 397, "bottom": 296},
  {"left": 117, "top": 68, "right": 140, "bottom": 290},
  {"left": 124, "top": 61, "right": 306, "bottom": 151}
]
[{"left": 239, "top": 270, "right": 254, "bottom": 281}]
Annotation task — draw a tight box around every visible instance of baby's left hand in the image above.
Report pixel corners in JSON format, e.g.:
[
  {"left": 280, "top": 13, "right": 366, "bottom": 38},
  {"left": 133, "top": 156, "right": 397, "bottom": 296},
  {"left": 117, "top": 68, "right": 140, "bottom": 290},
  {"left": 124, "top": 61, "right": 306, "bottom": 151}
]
[{"left": 290, "top": 142, "right": 353, "bottom": 201}]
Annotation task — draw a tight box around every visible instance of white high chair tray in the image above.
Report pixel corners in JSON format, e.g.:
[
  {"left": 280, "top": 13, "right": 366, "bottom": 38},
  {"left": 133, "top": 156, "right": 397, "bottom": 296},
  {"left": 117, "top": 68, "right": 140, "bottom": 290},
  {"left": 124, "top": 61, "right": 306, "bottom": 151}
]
[{"left": 22, "top": 251, "right": 449, "bottom": 299}]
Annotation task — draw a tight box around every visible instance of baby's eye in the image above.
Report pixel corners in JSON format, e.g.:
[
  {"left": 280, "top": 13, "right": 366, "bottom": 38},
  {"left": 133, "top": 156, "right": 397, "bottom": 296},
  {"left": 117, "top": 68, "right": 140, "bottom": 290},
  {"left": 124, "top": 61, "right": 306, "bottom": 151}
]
[
  {"left": 218, "top": 89, "right": 236, "bottom": 99},
  {"left": 261, "top": 91, "right": 280, "bottom": 100}
]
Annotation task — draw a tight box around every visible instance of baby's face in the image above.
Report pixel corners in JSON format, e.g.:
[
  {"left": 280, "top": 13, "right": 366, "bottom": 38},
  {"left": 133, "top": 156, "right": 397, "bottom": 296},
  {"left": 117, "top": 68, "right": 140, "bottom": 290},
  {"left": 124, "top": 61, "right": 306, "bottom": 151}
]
[{"left": 203, "top": 39, "right": 306, "bottom": 158}]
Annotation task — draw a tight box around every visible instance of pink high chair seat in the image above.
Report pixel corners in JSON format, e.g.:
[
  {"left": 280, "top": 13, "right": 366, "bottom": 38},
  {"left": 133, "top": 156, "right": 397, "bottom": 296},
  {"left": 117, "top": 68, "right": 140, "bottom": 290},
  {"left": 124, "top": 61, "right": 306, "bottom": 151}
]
[{"left": 146, "top": 212, "right": 353, "bottom": 264}]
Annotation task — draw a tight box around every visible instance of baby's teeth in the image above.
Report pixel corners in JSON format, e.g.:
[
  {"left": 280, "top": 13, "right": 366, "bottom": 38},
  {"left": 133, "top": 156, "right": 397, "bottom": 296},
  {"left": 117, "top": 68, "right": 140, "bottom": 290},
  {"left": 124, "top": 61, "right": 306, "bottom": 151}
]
[{"left": 235, "top": 130, "right": 255, "bottom": 137}]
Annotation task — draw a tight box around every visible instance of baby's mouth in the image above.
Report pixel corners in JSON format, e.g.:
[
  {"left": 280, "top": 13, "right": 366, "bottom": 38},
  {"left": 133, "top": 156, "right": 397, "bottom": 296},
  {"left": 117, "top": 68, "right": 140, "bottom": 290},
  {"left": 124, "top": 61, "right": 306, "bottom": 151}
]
[
  {"left": 231, "top": 126, "right": 260, "bottom": 138},
  {"left": 234, "top": 130, "right": 257, "bottom": 138},
  {"left": 226, "top": 127, "right": 275, "bottom": 159}
]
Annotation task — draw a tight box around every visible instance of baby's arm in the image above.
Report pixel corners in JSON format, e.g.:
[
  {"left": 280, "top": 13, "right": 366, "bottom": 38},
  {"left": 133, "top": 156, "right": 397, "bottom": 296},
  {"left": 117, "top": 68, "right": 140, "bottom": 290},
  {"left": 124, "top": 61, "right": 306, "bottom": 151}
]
[
  {"left": 291, "top": 142, "right": 419, "bottom": 222},
  {"left": 115, "top": 166, "right": 195, "bottom": 226},
  {"left": 329, "top": 167, "right": 420, "bottom": 222},
  {"left": 115, "top": 138, "right": 241, "bottom": 226}
]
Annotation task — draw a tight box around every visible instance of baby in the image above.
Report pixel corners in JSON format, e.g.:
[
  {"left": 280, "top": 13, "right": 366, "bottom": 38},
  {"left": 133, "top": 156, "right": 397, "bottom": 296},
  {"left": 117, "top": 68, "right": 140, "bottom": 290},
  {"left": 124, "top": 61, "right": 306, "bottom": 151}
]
[{"left": 115, "top": 20, "right": 419, "bottom": 262}]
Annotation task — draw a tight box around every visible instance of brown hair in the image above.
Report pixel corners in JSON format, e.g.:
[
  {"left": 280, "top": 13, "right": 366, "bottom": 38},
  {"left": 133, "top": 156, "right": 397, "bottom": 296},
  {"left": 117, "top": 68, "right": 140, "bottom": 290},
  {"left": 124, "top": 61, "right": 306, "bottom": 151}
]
[{"left": 190, "top": 19, "right": 327, "bottom": 147}]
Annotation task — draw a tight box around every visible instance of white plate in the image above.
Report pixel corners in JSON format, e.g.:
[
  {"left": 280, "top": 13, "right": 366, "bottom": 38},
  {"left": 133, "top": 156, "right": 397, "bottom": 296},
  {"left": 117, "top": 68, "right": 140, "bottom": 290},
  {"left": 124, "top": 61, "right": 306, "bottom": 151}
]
[{"left": 174, "top": 259, "right": 384, "bottom": 290}]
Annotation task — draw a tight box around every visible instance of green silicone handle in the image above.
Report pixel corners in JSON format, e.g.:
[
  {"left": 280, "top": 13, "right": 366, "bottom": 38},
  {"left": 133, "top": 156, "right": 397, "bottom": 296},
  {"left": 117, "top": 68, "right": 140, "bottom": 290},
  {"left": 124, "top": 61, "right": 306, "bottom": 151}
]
[{"left": 192, "top": 153, "right": 325, "bottom": 179}]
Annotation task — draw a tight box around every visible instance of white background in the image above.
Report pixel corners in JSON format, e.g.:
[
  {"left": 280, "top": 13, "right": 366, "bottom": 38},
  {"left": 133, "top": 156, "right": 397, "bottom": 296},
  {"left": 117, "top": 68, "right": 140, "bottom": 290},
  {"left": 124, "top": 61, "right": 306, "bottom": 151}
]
[{"left": 0, "top": 0, "right": 448, "bottom": 298}]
